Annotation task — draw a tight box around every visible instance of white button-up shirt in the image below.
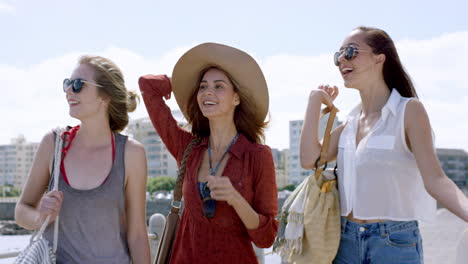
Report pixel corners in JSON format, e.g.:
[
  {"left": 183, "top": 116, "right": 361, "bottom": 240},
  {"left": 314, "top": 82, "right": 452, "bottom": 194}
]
[{"left": 337, "top": 89, "right": 436, "bottom": 222}]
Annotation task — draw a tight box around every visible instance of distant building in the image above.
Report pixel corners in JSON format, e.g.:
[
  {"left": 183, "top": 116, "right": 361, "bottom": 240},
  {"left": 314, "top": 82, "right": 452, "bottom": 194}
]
[
  {"left": 271, "top": 148, "right": 289, "bottom": 188},
  {"left": 126, "top": 111, "right": 187, "bottom": 178},
  {"left": 0, "top": 135, "right": 39, "bottom": 189},
  {"left": 275, "top": 168, "right": 288, "bottom": 189},
  {"left": 437, "top": 148, "right": 467, "bottom": 190},
  {"left": 289, "top": 120, "right": 306, "bottom": 185},
  {"left": 288, "top": 113, "right": 341, "bottom": 185}
]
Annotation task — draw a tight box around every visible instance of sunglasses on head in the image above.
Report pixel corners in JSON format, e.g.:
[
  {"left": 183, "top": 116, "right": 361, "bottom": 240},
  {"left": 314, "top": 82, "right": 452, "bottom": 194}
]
[
  {"left": 63, "top": 78, "right": 102, "bottom": 93},
  {"left": 198, "top": 182, "right": 216, "bottom": 218},
  {"left": 334, "top": 46, "right": 372, "bottom": 66}
]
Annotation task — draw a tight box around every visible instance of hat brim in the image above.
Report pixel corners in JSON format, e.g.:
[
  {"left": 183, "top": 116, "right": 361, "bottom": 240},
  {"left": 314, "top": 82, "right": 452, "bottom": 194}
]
[{"left": 171, "top": 42, "right": 269, "bottom": 122}]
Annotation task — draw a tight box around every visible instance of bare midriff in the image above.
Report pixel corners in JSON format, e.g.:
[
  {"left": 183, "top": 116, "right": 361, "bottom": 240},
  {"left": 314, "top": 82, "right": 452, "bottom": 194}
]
[{"left": 346, "top": 212, "right": 389, "bottom": 223}]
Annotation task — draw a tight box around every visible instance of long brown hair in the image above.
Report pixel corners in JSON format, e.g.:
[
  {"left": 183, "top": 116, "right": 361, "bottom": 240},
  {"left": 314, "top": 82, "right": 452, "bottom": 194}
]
[
  {"left": 186, "top": 67, "right": 268, "bottom": 143},
  {"left": 356, "top": 26, "right": 418, "bottom": 98},
  {"left": 78, "top": 55, "right": 139, "bottom": 132}
]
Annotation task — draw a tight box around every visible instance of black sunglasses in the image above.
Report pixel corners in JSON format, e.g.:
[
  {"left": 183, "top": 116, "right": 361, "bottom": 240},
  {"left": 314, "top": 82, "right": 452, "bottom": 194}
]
[
  {"left": 198, "top": 182, "right": 216, "bottom": 218},
  {"left": 334, "top": 46, "right": 372, "bottom": 66},
  {"left": 63, "top": 78, "right": 102, "bottom": 93}
]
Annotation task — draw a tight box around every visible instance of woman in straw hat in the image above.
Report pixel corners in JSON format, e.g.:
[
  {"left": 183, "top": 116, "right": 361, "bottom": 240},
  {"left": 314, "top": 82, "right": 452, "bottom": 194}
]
[
  {"left": 301, "top": 26, "right": 468, "bottom": 263},
  {"left": 139, "top": 43, "right": 278, "bottom": 263}
]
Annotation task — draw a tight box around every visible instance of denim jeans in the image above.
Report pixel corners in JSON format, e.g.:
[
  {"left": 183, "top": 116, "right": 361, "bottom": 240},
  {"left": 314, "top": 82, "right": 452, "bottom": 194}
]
[{"left": 333, "top": 217, "right": 424, "bottom": 264}]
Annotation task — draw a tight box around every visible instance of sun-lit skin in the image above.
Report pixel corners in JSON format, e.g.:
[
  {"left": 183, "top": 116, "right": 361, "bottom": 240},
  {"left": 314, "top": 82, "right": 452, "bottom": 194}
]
[
  {"left": 15, "top": 60, "right": 152, "bottom": 263},
  {"left": 337, "top": 30, "right": 385, "bottom": 91},
  {"left": 187, "top": 68, "right": 261, "bottom": 230},
  {"left": 300, "top": 28, "right": 468, "bottom": 224},
  {"left": 65, "top": 64, "right": 109, "bottom": 122},
  {"left": 196, "top": 68, "right": 240, "bottom": 121}
]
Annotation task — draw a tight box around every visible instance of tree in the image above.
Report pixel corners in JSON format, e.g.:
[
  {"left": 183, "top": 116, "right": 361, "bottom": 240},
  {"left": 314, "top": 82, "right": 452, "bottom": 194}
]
[
  {"left": 278, "top": 184, "right": 297, "bottom": 192},
  {"left": 0, "top": 185, "right": 21, "bottom": 197},
  {"left": 147, "top": 176, "right": 176, "bottom": 193}
]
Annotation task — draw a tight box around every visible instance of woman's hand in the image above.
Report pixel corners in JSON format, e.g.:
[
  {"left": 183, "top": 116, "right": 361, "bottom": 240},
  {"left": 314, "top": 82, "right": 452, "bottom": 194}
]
[
  {"left": 207, "top": 176, "right": 241, "bottom": 207},
  {"left": 138, "top": 74, "right": 172, "bottom": 100},
  {"left": 164, "top": 76, "right": 172, "bottom": 100},
  {"left": 37, "top": 190, "right": 63, "bottom": 225},
  {"left": 309, "top": 84, "right": 339, "bottom": 110}
]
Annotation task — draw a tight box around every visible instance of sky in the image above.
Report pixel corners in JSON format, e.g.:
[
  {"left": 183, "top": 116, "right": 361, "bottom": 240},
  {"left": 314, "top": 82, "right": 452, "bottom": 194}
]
[{"left": 1, "top": 0, "right": 467, "bottom": 151}]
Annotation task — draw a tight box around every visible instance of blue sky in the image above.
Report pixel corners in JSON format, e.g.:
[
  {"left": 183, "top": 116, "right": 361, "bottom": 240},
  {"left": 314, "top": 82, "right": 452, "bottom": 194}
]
[
  {"left": 1, "top": 0, "right": 468, "bottom": 150},
  {"left": 2, "top": 0, "right": 467, "bottom": 65}
]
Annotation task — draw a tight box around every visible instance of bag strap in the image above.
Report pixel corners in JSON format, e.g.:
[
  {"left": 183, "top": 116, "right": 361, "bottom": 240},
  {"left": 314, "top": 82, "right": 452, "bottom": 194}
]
[
  {"left": 51, "top": 128, "right": 63, "bottom": 253},
  {"left": 171, "top": 138, "right": 200, "bottom": 214},
  {"left": 31, "top": 127, "right": 64, "bottom": 253},
  {"left": 314, "top": 106, "right": 338, "bottom": 179}
]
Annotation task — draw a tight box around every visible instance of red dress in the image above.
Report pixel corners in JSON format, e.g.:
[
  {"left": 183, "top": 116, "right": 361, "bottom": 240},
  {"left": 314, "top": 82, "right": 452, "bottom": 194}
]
[{"left": 139, "top": 75, "right": 278, "bottom": 264}]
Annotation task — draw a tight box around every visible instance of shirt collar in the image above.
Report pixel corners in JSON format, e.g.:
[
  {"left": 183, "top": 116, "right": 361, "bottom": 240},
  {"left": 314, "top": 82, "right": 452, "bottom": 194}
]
[
  {"left": 347, "top": 88, "right": 402, "bottom": 121},
  {"left": 385, "top": 88, "right": 401, "bottom": 116}
]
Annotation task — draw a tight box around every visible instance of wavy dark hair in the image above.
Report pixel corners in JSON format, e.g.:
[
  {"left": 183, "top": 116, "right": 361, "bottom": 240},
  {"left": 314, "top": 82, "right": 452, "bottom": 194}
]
[
  {"left": 356, "top": 26, "right": 418, "bottom": 98},
  {"left": 186, "top": 67, "right": 268, "bottom": 144}
]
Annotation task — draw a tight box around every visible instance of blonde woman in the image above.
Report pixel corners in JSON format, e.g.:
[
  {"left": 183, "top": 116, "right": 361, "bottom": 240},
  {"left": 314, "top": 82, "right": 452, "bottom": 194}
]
[{"left": 15, "top": 56, "right": 150, "bottom": 264}]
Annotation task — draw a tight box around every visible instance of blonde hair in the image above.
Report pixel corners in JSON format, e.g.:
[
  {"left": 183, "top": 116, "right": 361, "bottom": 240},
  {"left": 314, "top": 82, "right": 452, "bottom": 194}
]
[{"left": 78, "top": 55, "right": 139, "bottom": 132}]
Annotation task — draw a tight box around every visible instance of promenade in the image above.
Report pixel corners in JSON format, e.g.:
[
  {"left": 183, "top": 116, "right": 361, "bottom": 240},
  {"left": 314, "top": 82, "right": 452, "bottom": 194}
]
[
  {"left": 420, "top": 209, "right": 468, "bottom": 264},
  {"left": 1, "top": 200, "right": 467, "bottom": 263}
]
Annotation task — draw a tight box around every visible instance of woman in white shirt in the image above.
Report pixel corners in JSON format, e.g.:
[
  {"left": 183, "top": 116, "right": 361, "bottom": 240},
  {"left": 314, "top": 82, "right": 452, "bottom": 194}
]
[{"left": 300, "top": 26, "right": 468, "bottom": 263}]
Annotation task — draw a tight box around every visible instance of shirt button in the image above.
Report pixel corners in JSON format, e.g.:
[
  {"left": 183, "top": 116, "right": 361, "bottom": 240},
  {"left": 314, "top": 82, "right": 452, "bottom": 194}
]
[{"left": 359, "top": 227, "right": 365, "bottom": 232}]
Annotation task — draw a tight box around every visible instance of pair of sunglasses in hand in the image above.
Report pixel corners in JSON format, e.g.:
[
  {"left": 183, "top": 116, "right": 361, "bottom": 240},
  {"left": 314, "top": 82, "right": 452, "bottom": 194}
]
[{"left": 198, "top": 182, "right": 216, "bottom": 218}]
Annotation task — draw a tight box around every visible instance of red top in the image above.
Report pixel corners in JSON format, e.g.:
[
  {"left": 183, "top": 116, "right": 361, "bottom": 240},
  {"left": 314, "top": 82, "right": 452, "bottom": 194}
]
[
  {"left": 139, "top": 74, "right": 278, "bottom": 264},
  {"left": 60, "top": 125, "right": 115, "bottom": 185}
]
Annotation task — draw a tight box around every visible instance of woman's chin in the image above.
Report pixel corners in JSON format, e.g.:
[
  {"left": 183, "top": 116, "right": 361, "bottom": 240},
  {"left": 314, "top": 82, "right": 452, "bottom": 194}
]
[
  {"left": 202, "top": 111, "right": 232, "bottom": 121},
  {"left": 69, "top": 109, "right": 84, "bottom": 120},
  {"left": 202, "top": 112, "right": 217, "bottom": 120},
  {"left": 69, "top": 110, "right": 78, "bottom": 119},
  {"left": 343, "top": 80, "right": 360, "bottom": 90},
  {"left": 343, "top": 79, "right": 353, "bottom": 88}
]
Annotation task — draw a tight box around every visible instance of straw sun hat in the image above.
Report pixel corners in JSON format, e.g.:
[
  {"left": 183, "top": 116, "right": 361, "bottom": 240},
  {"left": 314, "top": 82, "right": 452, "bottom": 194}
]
[{"left": 171, "top": 42, "right": 269, "bottom": 121}]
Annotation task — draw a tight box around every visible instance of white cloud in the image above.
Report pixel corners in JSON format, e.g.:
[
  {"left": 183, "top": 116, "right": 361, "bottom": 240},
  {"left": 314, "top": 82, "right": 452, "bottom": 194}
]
[
  {"left": 0, "top": 45, "right": 196, "bottom": 146},
  {"left": 260, "top": 31, "right": 468, "bottom": 151},
  {"left": 0, "top": 2, "right": 15, "bottom": 13},
  {"left": 1, "top": 32, "right": 468, "bottom": 152},
  {"left": 396, "top": 31, "right": 468, "bottom": 150}
]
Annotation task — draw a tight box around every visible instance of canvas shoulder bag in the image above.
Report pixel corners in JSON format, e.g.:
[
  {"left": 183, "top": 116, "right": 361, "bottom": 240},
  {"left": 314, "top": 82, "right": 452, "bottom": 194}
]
[{"left": 290, "top": 106, "right": 341, "bottom": 264}]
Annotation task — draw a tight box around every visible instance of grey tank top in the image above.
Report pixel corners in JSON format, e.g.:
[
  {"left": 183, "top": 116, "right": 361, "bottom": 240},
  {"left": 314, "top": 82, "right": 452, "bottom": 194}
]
[{"left": 44, "top": 132, "right": 131, "bottom": 264}]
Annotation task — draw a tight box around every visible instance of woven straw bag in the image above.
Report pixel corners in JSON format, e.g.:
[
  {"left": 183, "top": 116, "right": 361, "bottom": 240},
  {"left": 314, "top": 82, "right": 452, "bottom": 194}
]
[{"left": 289, "top": 107, "right": 341, "bottom": 264}]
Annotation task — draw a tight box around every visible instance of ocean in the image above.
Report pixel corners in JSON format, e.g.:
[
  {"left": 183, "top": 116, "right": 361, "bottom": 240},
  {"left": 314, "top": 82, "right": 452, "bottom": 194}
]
[
  {"left": 2, "top": 213, "right": 466, "bottom": 264},
  {"left": 0, "top": 235, "right": 30, "bottom": 264},
  {"left": 0, "top": 235, "right": 282, "bottom": 264}
]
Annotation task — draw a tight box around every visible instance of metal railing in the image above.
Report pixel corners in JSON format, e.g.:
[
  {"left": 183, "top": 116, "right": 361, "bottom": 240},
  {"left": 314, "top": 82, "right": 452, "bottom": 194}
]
[
  {"left": 0, "top": 251, "right": 21, "bottom": 259},
  {"left": 0, "top": 213, "right": 266, "bottom": 263},
  {"left": 0, "top": 197, "right": 19, "bottom": 203},
  {"left": 2, "top": 210, "right": 468, "bottom": 263}
]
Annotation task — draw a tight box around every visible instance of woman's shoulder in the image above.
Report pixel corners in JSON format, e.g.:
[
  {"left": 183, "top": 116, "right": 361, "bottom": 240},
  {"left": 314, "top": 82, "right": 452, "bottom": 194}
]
[
  {"left": 403, "top": 98, "right": 428, "bottom": 122},
  {"left": 42, "top": 130, "right": 56, "bottom": 144},
  {"left": 34, "top": 129, "right": 59, "bottom": 168},
  {"left": 39, "top": 129, "right": 61, "bottom": 151},
  {"left": 124, "top": 137, "right": 146, "bottom": 156},
  {"left": 247, "top": 141, "right": 273, "bottom": 156},
  {"left": 123, "top": 138, "right": 147, "bottom": 177},
  {"left": 254, "top": 143, "right": 272, "bottom": 153},
  {"left": 404, "top": 97, "right": 424, "bottom": 110}
]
